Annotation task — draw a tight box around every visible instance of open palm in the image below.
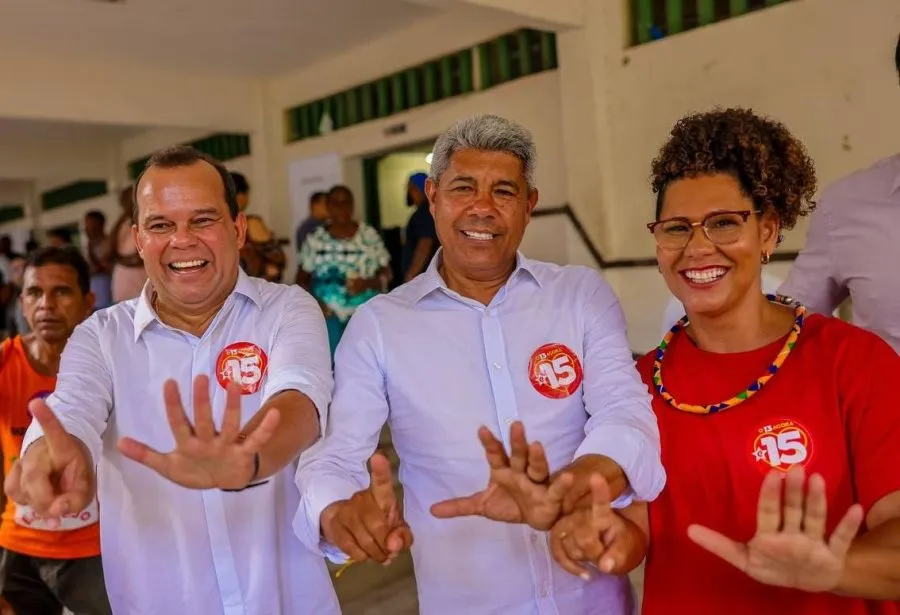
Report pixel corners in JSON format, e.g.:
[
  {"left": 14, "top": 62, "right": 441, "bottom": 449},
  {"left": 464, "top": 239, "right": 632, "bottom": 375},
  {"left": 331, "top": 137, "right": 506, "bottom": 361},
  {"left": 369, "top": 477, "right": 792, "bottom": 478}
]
[
  {"left": 688, "top": 466, "right": 863, "bottom": 592},
  {"left": 432, "top": 423, "right": 572, "bottom": 530},
  {"left": 117, "top": 375, "right": 280, "bottom": 490}
]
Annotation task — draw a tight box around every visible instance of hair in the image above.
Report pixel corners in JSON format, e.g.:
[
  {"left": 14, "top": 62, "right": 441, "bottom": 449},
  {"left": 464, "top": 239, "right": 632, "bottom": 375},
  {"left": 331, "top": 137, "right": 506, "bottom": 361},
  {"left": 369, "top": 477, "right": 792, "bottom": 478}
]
[
  {"left": 310, "top": 191, "right": 328, "bottom": 204},
  {"left": 895, "top": 33, "right": 899, "bottom": 78},
  {"left": 85, "top": 210, "right": 106, "bottom": 226},
  {"left": 24, "top": 246, "right": 91, "bottom": 295},
  {"left": 132, "top": 145, "right": 238, "bottom": 222},
  {"left": 327, "top": 184, "right": 354, "bottom": 202},
  {"left": 429, "top": 114, "right": 537, "bottom": 190},
  {"left": 230, "top": 172, "right": 249, "bottom": 195},
  {"left": 650, "top": 107, "right": 817, "bottom": 238},
  {"left": 47, "top": 228, "right": 73, "bottom": 244}
]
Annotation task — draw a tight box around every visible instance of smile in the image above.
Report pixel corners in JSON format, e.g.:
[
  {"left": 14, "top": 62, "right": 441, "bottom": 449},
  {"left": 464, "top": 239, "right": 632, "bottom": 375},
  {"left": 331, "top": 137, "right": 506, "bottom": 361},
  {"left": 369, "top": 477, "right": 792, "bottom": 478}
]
[
  {"left": 168, "top": 259, "right": 209, "bottom": 273},
  {"left": 461, "top": 230, "right": 496, "bottom": 241},
  {"left": 682, "top": 266, "right": 728, "bottom": 285}
]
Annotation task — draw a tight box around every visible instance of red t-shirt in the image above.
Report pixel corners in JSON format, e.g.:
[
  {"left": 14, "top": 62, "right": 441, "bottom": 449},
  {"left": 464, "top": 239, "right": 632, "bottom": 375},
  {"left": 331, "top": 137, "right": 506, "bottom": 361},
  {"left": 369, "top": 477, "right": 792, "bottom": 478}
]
[{"left": 637, "top": 315, "right": 900, "bottom": 615}]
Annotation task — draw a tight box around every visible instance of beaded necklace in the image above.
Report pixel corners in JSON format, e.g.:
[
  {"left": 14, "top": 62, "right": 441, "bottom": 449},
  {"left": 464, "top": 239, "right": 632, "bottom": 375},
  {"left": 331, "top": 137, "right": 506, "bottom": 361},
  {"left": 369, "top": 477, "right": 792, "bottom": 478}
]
[{"left": 652, "top": 294, "right": 806, "bottom": 415}]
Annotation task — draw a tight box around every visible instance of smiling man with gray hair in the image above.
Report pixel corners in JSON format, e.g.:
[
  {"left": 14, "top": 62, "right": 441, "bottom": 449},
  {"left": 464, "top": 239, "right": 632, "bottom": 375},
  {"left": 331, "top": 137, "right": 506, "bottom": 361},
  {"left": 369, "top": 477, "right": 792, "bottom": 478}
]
[{"left": 294, "top": 114, "right": 665, "bottom": 614}]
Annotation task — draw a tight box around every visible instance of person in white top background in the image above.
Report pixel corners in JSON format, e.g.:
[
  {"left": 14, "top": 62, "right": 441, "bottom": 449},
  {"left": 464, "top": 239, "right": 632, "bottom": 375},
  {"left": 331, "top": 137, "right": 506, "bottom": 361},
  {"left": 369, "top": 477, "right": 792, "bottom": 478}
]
[
  {"left": 294, "top": 114, "right": 664, "bottom": 615},
  {"left": 4, "top": 146, "right": 339, "bottom": 615}
]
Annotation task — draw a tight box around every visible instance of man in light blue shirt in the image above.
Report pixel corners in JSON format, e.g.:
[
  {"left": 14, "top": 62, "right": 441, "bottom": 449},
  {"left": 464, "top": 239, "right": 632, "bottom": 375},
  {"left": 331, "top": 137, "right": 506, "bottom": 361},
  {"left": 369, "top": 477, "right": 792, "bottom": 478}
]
[{"left": 294, "top": 114, "right": 665, "bottom": 614}]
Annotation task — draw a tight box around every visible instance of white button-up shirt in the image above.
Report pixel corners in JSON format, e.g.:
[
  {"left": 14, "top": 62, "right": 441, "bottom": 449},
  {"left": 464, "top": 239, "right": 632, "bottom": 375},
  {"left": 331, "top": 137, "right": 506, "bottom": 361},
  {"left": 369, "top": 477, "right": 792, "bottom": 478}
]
[
  {"left": 294, "top": 253, "right": 665, "bottom": 615},
  {"left": 23, "top": 270, "right": 340, "bottom": 615}
]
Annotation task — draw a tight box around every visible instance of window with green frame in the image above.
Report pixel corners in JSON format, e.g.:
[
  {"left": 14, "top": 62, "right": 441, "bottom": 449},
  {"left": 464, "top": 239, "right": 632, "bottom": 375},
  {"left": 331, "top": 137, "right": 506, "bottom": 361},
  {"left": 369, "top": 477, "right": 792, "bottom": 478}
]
[
  {"left": 41, "top": 181, "right": 108, "bottom": 212},
  {"left": 126, "top": 133, "right": 251, "bottom": 180},
  {"left": 0, "top": 204, "right": 24, "bottom": 224},
  {"left": 630, "top": 0, "right": 793, "bottom": 45},
  {"left": 285, "top": 48, "right": 477, "bottom": 144},
  {"left": 478, "top": 29, "right": 558, "bottom": 90}
]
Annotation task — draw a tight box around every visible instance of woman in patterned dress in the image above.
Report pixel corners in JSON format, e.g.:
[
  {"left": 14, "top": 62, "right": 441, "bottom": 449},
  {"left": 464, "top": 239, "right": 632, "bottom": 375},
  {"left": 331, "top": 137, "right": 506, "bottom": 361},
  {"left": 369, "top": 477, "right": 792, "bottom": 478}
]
[{"left": 297, "top": 185, "right": 391, "bottom": 355}]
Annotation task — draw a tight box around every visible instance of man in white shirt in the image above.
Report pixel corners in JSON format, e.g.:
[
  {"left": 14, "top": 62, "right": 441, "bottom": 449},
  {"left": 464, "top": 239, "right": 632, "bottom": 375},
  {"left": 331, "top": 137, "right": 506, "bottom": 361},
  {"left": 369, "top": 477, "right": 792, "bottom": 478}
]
[
  {"left": 4, "top": 146, "right": 339, "bottom": 615},
  {"left": 294, "top": 114, "right": 665, "bottom": 614}
]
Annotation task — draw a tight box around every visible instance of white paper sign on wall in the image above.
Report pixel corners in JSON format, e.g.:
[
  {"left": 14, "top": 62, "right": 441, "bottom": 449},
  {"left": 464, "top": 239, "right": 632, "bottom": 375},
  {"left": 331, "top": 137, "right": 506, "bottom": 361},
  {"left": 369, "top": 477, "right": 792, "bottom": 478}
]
[{"left": 287, "top": 153, "right": 343, "bottom": 248}]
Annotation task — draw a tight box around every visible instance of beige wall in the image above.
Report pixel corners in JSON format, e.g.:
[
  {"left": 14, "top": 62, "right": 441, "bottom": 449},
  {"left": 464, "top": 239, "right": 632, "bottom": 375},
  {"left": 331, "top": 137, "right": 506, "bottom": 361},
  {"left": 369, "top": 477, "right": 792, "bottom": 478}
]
[{"left": 377, "top": 152, "right": 431, "bottom": 230}]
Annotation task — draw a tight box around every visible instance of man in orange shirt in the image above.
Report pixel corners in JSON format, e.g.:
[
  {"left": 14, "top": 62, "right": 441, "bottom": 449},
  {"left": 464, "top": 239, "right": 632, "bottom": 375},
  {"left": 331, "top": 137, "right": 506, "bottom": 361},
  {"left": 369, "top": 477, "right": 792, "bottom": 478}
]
[{"left": 0, "top": 247, "right": 110, "bottom": 614}]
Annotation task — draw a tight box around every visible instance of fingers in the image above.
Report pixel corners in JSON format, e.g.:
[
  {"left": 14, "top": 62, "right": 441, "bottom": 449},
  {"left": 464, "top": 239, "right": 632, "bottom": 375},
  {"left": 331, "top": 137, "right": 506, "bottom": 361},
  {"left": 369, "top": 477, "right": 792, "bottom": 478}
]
[
  {"left": 526, "top": 441, "right": 550, "bottom": 484},
  {"left": 192, "top": 375, "right": 216, "bottom": 441},
  {"left": 219, "top": 381, "right": 243, "bottom": 442},
  {"left": 828, "top": 503, "right": 864, "bottom": 558},
  {"left": 687, "top": 524, "right": 749, "bottom": 572},
  {"left": 551, "top": 523, "right": 591, "bottom": 581},
  {"left": 386, "top": 522, "right": 414, "bottom": 554},
  {"left": 28, "top": 399, "right": 71, "bottom": 456},
  {"left": 477, "top": 426, "right": 510, "bottom": 472},
  {"left": 430, "top": 492, "right": 484, "bottom": 519},
  {"left": 240, "top": 409, "right": 280, "bottom": 454},
  {"left": 117, "top": 437, "right": 171, "bottom": 480},
  {"left": 3, "top": 461, "right": 25, "bottom": 505},
  {"left": 19, "top": 460, "right": 56, "bottom": 515},
  {"left": 803, "top": 472, "right": 828, "bottom": 541},
  {"left": 546, "top": 472, "right": 574, "bottom": 508},
  {"left": 781, "top": 465, "right": 806, "bottom": 533},
  {"left": 163, "top": 380, "right": 194, "bottom": 445},
  {"left": 509, "top": 422, "right": 528, "bottom": 474},
  {"left": 326, "top": 523, "right": 375, "bottom": 565},
  {"left": 756, "top": 469, "right": 783, "bottom": 534},
  {"left": 368, "top": 452, "right": 397, "bottom": 511}
]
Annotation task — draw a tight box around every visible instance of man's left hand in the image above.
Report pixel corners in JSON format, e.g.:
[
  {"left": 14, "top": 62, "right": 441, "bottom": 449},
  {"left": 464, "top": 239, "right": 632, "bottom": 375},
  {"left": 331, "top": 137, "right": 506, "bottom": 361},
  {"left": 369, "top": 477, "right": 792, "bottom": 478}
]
[
  {"left": 430, "top": 422, "right": 573, "bottom": 530},
  {"left": 117, "top": 375, "right": 280, "bottom": 490}
]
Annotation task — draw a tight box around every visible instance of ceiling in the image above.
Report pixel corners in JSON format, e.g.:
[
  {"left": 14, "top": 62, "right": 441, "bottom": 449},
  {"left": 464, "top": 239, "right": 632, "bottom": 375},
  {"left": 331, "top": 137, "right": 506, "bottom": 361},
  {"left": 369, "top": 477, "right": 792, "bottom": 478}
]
[{"left": 0, "top": 0, "right": 439, "bottom": 76}]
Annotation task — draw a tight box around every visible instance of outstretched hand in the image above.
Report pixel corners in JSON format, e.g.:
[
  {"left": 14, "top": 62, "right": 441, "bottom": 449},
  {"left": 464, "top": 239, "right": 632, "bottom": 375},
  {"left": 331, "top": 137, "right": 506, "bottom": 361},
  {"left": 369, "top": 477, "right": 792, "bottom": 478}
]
[
  {"left": 117, "top": 375, "right": 280, "bottom": 490},
  {"left": 688, "top": 466, "right": 864, "bottom": 592},
  {"left": 431, "top": 422, "right": 573, "bottom": 531}
]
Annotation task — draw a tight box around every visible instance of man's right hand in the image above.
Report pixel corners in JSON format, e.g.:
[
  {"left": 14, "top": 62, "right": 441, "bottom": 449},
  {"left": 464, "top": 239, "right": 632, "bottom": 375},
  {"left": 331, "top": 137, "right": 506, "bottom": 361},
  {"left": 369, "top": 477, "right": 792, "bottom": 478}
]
[
  {"left": 4, "top": 399, "right": 95, "bottom": 526},
  {"left": 319, "top": 452, "right": 413, "bottom": 565}
]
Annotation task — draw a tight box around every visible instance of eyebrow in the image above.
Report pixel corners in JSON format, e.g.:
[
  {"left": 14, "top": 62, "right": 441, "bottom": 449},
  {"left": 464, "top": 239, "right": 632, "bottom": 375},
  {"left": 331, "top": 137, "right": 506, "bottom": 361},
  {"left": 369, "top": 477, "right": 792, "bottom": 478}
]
[
  {"left": 447, "top": 175, "right": 521, "bottom": 191},
  {"left": 143, "top": 208, "right": 222, "bottom": 225}
]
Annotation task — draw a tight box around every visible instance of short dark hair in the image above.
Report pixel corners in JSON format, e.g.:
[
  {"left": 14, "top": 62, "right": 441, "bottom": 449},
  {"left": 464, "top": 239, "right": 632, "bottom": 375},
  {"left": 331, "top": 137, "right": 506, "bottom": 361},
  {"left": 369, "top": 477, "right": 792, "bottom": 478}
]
[
  {"left": 85, "top": 210, "right": 106, "bottom": 226},
  {"left": 895, "top": 33, "right": 899, "bottom": 78},
  {"left": 133, "top": 145, "right": 238, "bottom": 222},
  {"left": 650, "top": 107, "right": 817, "bottom": 239},
  {"left": 310, "top": 191, "right": 328, "bottom": 204},
  {"left": 47, "top": 228, "right": 73, "bottom": 244},
  {"left": 24, "top": 246, "right": 91, "bottom": 295},
  {"left": 327, "top": 185, "right": 354, "bottom": 202},
  {"left": 230, "top": 172, "right": 249, "bottom": 195}
]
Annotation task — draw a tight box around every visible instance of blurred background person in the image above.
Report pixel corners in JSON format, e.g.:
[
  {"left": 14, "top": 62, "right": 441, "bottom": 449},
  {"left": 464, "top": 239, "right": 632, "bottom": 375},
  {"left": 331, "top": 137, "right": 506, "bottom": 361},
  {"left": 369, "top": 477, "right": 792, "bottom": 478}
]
[
  {"left": 83, "top": 210, "right": 113, "bottom": 311},
  {"left": 110, "top": 186, "right": 146, "bottom": 303},
  {"left": 297, "top": 184, "right": 390, "bottom": 355},
  {"left": 295, "top": 191, "right": 329, "bottom": 252},
  {"left": 233, "top": 171, "right": 286, "bottom": 282},
  {"left": 402, "top": 172, "right": 439, "bottom": 283}
]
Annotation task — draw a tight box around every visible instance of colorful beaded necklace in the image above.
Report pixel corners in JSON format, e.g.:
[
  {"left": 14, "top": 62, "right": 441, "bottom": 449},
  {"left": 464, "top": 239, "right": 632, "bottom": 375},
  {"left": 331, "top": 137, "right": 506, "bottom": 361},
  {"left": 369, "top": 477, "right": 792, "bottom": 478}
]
[{"left": 652, "top": 294, "right": 806, "bottom": 415}]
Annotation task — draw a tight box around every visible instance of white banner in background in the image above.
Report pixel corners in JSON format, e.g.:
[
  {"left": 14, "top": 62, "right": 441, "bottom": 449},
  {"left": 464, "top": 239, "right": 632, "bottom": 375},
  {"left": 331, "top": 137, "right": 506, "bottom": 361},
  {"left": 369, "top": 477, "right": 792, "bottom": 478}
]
[{"left": 287, "top": 153, "right": 342, "bottom": 247}]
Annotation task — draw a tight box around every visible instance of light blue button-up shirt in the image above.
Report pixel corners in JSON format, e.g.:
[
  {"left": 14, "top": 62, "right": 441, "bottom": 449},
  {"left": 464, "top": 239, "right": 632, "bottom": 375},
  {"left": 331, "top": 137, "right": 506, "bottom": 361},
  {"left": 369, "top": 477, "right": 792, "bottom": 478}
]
[{"left": 294, "top": 253, "right": 665, "bottom": 615}]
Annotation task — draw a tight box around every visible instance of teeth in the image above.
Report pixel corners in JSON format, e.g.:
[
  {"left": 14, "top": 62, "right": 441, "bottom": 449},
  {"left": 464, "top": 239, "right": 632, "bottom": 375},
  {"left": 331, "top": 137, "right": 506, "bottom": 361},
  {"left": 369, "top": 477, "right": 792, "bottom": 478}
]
[
  {"left": 170, "top": 260, "right": 205, "bottom": 269},
  {"left": 685, "top": 267, "right": 727, "bottom": 284},
  {"left": 463, "top": 231, "right": 494, "bottom": 240}
]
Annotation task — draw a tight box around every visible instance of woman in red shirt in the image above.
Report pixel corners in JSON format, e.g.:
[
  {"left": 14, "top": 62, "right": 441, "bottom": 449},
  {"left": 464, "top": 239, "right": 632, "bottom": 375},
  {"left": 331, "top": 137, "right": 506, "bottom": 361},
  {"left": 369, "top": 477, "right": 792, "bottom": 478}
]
[{"left": 549, "top": 108, "right": 900, "bottom": 613}]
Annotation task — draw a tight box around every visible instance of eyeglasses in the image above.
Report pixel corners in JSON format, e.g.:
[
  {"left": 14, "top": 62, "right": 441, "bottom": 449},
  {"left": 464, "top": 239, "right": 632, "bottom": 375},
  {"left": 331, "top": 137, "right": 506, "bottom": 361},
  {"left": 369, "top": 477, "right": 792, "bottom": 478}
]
[{"left": 647, "top": 210, "right": 761, "bottom": 251}]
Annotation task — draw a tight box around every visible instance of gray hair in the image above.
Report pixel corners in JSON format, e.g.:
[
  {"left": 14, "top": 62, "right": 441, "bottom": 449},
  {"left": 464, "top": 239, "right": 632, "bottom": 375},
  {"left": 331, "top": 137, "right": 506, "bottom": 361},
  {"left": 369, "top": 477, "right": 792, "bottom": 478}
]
[{"left": 428, "top": 114, "right": 537, "bottom": 190}]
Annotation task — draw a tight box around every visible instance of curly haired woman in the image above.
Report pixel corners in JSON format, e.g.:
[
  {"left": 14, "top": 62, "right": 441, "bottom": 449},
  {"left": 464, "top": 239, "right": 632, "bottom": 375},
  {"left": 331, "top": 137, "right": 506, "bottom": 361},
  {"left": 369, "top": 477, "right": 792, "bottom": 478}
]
[{"left": 548, "top": 108, "right": 900, "bottom": 614}]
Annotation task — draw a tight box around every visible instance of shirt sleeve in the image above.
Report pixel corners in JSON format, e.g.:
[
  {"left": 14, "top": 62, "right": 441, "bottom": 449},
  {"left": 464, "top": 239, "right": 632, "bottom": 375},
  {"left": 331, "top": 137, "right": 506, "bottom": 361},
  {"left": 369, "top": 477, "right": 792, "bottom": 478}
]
[
  {"left": 299, "top": 231, "right": 317, "bottom": 274},
  {"left": 261, "top": 286, "right": 333, "bottom": 437},
  {"left": 840, "top": 327, "right": 900, "bottom": 513},
  {"left": 21, "top": 318, "right": 112, "bottom": 466},
  {"left": 574, "top": 272, "right": 667, "bottom": 505},
  {"left": 293, "top": 304, "right": 390, "bottom": 557},
  {"left": 778, "top": 192, "right": 847, "bottom": 314}
]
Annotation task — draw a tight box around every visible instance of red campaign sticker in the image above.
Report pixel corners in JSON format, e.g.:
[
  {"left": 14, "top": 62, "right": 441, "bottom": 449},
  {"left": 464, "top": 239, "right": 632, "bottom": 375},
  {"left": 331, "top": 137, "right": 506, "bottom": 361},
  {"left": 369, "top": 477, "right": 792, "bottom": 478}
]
[
  {"left": 749, "top": 418, "right": 814, "bottom": 475},
  {"left": 215, "top": 342, "right": 269, "bottom": 395},
  {"left": 528, "top": 343, "right": 584, "bottom": 399}
]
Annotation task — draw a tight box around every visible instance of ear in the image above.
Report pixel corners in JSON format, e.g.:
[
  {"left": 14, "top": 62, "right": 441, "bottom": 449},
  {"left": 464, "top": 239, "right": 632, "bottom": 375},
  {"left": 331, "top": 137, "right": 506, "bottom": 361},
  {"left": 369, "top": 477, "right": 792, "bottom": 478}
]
[
  {"left": 234, "top": 212, "right": 248, "bottom": 249},
  {"left": 83, "top": 291, "right": 96, "bottom": 317},
  {"left": 759, "top": 210, "right": 779, "bottom": 256},
  {"left": 524, "top": 188, "right": 539, "bottom": 222},
  {"left": 425, "top": 178, "right": 438, "bottom": 218},
  {"left": 130, "top": 223, "right": 144, "bottom": 258}
]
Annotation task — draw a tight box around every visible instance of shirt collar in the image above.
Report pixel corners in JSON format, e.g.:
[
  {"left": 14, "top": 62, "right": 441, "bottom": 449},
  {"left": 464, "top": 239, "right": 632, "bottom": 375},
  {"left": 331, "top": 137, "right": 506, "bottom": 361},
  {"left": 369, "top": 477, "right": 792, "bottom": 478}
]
[
  {"left": 132, "top": 268, "right": 262, "bottom": 341},
  {"left": 411, "top": 249, "right": 542, "bottom": 304}
]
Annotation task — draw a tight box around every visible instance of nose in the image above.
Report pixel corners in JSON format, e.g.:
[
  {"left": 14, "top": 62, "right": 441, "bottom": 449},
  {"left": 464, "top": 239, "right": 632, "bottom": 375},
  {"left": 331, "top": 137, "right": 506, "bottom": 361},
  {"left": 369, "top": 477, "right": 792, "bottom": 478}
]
[
  {"left": 682, "top": 224, "right": 716, "bottom": 257},
  {"left": 467, "top": 188, "right": 498, "bottom": 217},
  {"left": 170, "top": 223, "right": 199, "bottom": 248}
]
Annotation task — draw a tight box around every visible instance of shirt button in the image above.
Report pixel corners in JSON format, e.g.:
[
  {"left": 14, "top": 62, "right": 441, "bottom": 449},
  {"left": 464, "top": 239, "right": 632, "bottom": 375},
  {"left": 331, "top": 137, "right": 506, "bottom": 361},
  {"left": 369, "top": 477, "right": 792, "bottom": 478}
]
[
  {"left": 505, "top": 418, "right": 514, "bottom": 425},
  {"left": 493, "top": 362, "right": 501, "bottom": 370},
  {"left": 540, "top": 584, "right": 549, "bottom": 598}
]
